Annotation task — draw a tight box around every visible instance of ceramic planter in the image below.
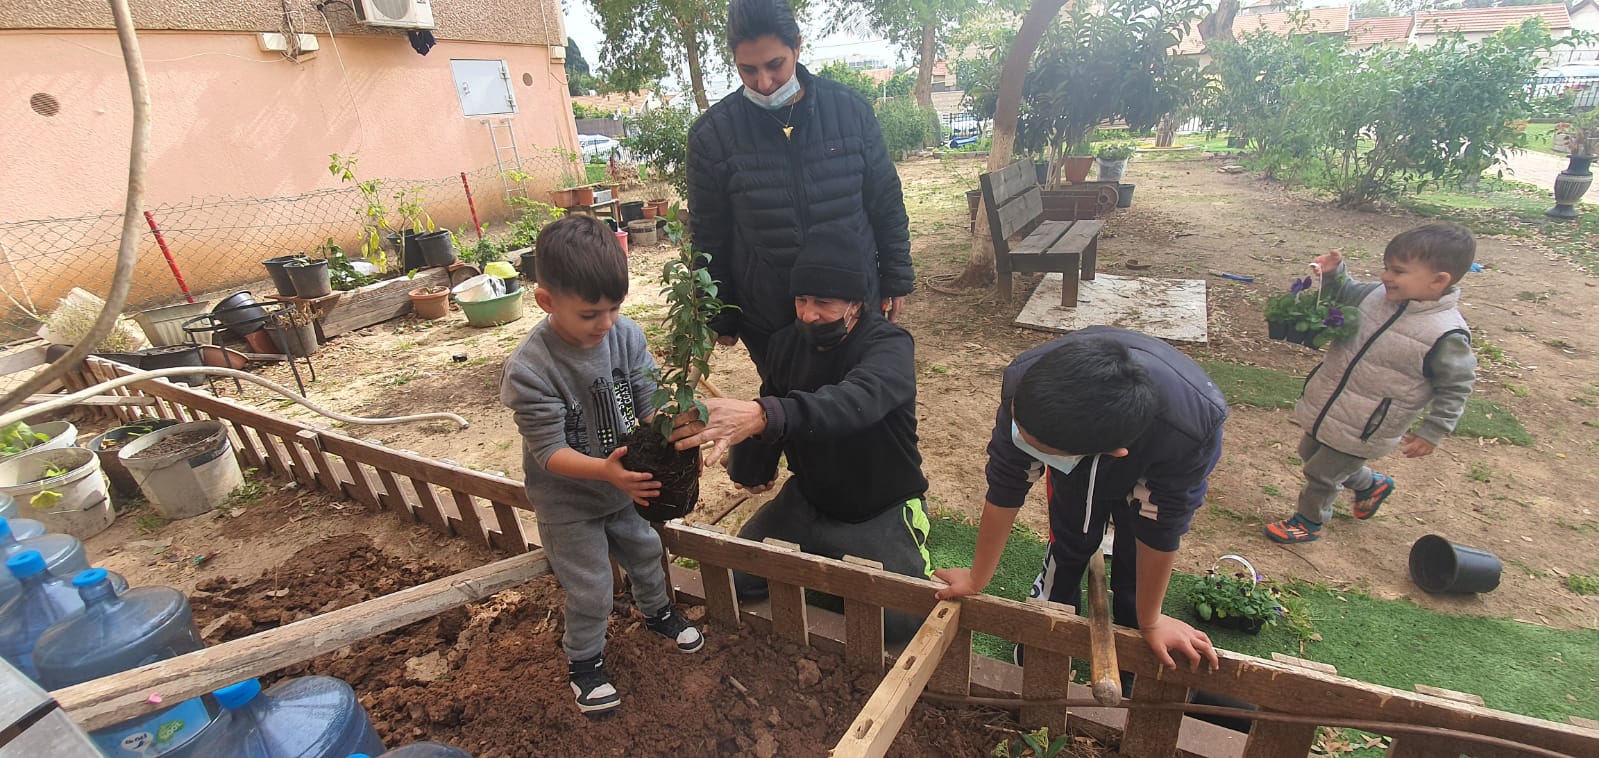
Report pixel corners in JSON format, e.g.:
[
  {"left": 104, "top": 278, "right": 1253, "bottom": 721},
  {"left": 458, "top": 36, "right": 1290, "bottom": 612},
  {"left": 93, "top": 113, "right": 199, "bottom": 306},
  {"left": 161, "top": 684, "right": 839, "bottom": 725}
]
[
  {"left": 409, "top": 287, "right": 451, "bottom": 320},
  {"left": 1547, "top": 154, "right": 1595, "bottom": 220}
]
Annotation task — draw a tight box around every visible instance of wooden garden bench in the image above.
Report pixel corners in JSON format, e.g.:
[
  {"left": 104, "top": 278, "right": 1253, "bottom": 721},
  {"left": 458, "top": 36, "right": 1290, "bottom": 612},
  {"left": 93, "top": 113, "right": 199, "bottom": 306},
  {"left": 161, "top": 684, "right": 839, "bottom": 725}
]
[{"left": 979, "top": 161, "right": 1104, "bottom": 306}]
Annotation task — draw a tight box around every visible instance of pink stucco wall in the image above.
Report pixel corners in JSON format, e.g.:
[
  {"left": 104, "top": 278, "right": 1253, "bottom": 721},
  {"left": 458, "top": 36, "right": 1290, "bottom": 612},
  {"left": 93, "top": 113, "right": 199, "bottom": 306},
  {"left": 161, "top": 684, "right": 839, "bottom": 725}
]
[
  {"left": 4, "top": 30, "right": 577, "bottom": 216},
  {"left": 0, "top": 28, "right": 577, "bottom": 327}
]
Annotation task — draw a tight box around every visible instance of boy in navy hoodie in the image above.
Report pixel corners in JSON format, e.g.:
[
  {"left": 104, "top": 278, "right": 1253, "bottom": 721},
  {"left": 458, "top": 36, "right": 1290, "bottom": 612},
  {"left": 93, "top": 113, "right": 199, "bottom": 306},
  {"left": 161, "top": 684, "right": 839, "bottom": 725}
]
[{"left": 935, "top": 327, "right": 1226, "bottom": 674}]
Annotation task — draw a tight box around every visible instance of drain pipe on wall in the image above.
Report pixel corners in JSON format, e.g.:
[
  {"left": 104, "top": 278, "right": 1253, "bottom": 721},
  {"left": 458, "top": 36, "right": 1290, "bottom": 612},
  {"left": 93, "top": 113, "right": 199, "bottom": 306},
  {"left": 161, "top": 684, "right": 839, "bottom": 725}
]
[
  {"left": 0, "top": 0, "right": 151, "bottom": 416},
  {"left": 0, "top": 367, "right": 469, "bottom": 431}
]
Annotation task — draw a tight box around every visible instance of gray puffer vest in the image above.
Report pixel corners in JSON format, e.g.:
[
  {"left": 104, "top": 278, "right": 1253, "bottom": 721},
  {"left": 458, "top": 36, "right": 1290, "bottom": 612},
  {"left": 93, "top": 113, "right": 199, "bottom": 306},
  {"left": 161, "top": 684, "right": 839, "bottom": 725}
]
[{"left": 1295, "top": 287, "right": 1468, "bottom": 459}]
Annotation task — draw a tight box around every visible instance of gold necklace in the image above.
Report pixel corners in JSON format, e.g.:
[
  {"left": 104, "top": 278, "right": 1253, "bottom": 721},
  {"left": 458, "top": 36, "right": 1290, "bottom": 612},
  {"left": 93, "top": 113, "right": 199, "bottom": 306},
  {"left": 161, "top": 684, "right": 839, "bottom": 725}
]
[{"left": 764, "top": 102, "right": 797, "bottom": 140}]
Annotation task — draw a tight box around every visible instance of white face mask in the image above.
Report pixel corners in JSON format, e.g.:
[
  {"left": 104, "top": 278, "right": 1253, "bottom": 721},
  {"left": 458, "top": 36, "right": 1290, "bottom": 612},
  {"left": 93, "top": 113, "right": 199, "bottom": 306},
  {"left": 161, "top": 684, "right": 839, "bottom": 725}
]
[
  {"left": 743, "top": 73, "right": 802, "bottom": 110},
  {"left": 1011, "top": 421, "right": 1084, "bottom": 474}
]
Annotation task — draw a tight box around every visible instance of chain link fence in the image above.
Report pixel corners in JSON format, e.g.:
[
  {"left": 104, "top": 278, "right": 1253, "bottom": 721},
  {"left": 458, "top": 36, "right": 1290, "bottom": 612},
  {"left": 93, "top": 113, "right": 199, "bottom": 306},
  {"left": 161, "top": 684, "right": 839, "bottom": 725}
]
[{"left": 0, "top": 152, "right": 677, "bottom": 346}]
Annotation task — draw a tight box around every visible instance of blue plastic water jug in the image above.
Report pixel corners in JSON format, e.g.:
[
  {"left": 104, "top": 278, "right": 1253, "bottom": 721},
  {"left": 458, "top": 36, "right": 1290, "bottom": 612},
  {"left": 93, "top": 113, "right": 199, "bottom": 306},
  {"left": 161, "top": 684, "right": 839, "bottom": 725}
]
[
  {"left": 0, "top": 514, "right": 46, "bottom": 540},
  {"left": 34, "top": 568, "right": 214, "bottom": 755},
  {"left": 0, "top": 550, "right": 89, "bottom": 680},
  {"left": 183, "top": 677, "right": 386, "bottom": 757},
  {"left": 361, "top": 744, "right": 473, "bottom": 757}
]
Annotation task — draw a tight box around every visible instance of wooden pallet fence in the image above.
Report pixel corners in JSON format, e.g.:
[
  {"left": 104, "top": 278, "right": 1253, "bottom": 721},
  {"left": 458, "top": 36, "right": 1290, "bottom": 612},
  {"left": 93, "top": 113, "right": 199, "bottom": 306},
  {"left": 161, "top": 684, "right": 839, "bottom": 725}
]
[{"left": 72, "top": 359, "right": 1599, "bottom": 758}]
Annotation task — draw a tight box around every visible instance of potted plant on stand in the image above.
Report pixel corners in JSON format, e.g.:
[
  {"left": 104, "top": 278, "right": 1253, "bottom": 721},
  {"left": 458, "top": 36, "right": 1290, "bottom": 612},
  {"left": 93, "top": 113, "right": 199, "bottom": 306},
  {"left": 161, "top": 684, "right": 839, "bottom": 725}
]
[
  {"left": 395, "top": 186, "right": 454, "bottom": 267},
  {"left": 1095, "top": 141, "right": 1135, "bottom": 182},
  {"left": 620, "top": 206, "right": 729, "bottom": 521},
  {"left": 1548, "top": 111, "right": 1597, "bottom": 219}
]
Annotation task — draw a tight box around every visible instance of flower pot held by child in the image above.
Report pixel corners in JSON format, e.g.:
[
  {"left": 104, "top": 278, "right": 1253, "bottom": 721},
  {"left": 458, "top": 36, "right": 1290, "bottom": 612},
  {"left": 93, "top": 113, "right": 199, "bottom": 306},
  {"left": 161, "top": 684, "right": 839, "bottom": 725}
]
[
  {"left": 619, "top": 428, "right": 700, "bottom": 522},
  {"left": 409, "top": 286, "right": 451, "bottom": 320},
  {"left": 0, "top": 447, "right": 114, "bottom": 540},
  {"left": 416, "top": 230, "right": 456, "bottom": 268},
  {"left": 88, "top": 419, "right": 181, "bottom": 501},
  {"left": 118, "top": 421, "right": 242, "bottom": 521}
]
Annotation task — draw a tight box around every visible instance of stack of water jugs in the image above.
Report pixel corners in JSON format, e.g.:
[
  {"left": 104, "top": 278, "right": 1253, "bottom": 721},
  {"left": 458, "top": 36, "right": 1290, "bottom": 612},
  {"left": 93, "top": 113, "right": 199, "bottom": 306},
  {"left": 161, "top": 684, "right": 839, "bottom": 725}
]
[{"left": 0, "top": 494, "right": 475, "bottom": 757}]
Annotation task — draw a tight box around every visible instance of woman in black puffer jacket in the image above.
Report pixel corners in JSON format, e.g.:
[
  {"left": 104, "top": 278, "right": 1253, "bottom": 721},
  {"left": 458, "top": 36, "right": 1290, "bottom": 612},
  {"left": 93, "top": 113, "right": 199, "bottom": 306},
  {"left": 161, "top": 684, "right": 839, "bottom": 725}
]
[{"left": 686, "top": 0, "right": 913, "bottom": 376}]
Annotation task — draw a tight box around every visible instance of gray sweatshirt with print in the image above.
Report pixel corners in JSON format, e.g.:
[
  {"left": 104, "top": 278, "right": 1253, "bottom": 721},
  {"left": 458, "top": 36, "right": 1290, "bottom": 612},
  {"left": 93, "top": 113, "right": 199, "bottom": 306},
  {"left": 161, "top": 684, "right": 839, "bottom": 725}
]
[{"left": 499, "top": 316, "right": 657, "bottom": 524}]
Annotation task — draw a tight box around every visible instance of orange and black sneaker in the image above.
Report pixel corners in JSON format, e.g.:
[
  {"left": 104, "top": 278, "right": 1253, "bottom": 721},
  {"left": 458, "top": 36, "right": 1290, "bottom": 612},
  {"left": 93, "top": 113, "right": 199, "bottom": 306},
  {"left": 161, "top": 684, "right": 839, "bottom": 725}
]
[
  {"left": 1352, "top": 474, "right": 1395, "bottom": 520},
  {"left": 1264, "top": 515, "right": 1323, "bottom": 543}
]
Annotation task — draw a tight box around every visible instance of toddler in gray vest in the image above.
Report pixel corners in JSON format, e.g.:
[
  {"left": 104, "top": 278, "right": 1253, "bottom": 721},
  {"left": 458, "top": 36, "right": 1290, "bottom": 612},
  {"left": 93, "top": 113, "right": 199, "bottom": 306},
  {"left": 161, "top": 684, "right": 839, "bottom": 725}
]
[{"left": 1266, "top": 222, "right": 1478, "bottom": 543}]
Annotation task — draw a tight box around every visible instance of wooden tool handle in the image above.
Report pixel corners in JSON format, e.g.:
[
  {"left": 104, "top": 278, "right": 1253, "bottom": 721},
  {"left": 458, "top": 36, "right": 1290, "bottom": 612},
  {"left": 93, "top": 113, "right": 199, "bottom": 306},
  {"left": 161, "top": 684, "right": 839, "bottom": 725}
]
[{"left": 1086, "top": 550, "right": 1122, "bottom": 705}]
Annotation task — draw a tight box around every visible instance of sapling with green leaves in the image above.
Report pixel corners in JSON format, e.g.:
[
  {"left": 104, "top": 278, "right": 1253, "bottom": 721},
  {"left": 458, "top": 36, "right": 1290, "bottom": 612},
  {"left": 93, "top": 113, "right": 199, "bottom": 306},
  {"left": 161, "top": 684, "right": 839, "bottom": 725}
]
[
  {"left": 647, "top": 206, "right": 728, "bottom": 439},
  {"left": 328, "top": 153, "right": 393, "bottom": 272}
]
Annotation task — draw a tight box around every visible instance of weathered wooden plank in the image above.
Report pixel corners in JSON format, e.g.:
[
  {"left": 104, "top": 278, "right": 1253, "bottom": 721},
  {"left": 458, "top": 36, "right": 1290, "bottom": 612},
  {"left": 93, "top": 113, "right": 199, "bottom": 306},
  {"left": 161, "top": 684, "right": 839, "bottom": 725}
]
[
  {"left": 341, "top": 458, "right": 381, "bottom": 509},
  {"left": 449, "top": 490, "right": 489, "bottom": 548},
  {"left": 375, "top": 468, "right": 412, "bottom": 520},
  {"left": 296, "top": 430, "right": 343, "bottom": 497},
  {"left": 55, "top": 549, "right": 550, "bottom": 732},
  {"left": 1121, "top": 676, "right": 1191, "bottom": 758},
  {"left": 1413, "top": 684, "right": 1485, "bottom": 707},
  {"left": 255, "top": 432, "right": 292, "bottom": 480},
  {"left": 277, "top": 433, "right": 316, "bottom": 487},
  {"left": 1242, "top": 720, "right": 1317, "bottom": 758},
  {"left": 761, "top": 538, "right": 808, "bottom": 645},
  {"left": 1270, "top": 652, "right": 1336, "bottom": 675},
  {"left": 1385, "top": 738, "right": 1462, "bottom": 757},
  {"left": 316, "top": 268, "right": 449, "bottom": 338},
  {"left": 1054, "top": 219, "right": 1104, "bottom": 257},
  {"left": 317, "top": 433, "right": 528, "bottom": 508},
  {"left": 988, "top": 161, "right": 1038, "bottom": 204},
  {"left": 489, "top": 501, "right": 529, "bottom": 553},
  {"left": 843, "top": 555, "right": 886, "bottom": 674},
  {"left": 0, "top": 343, "right": 50, "bottom": 375},
  {"left": 927, "top": 624, "right": 971, "bottom": 696},
  {"left": 832, "top": 601, "right": 961, "bottom": 758},
  {"left": 227, "top": 420, "right": 263, "bottom": 470},
  {"left": 994, "top": 186, "right": 1043, "bottom": 242},
  {"left": 1009, "top": 221, "right": 1074, "bottom": 256},
  {"left": 19, "top": 394, "right": 157, "bottom": 407},
  {"left": 408, "top": 477, "right": 453, "bottom": 536},
  {"left": 700, "top": 562, "right": 740, "bottom": 628},
  {"left": 1020, "top": 597, "right": 1074, "bottom": 732}
]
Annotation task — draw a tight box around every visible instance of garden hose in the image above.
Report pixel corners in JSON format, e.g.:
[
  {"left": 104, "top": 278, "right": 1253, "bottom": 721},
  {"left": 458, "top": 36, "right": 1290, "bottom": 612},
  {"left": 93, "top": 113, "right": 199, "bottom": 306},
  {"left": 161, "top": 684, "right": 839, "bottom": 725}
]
[{"left": 0, "top": 367, "right": 469, "bottom": 430}]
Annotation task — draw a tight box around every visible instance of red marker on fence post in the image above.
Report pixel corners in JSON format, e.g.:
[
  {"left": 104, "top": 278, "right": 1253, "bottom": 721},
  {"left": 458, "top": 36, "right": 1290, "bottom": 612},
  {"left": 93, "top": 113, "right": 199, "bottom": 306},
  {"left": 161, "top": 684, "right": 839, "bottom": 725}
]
[
  {"left": 461, "top": 172, "right": 483, "bottom": 240},
  {"left": 143, "top": 210, "right": 195, "bottom": 304}
]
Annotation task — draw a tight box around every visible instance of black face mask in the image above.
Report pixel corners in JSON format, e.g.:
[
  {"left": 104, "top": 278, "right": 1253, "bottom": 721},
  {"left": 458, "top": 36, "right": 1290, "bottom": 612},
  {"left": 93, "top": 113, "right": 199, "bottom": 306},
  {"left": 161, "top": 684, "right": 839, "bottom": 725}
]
[{"left": 795, "top": 314, "right": 851, "bottom": 350}]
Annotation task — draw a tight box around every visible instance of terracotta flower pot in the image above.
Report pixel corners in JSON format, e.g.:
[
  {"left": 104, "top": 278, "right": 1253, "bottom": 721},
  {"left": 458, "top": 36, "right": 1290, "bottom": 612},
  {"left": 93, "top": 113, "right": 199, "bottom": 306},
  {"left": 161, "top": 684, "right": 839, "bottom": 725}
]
[
  {"left": 1062, "top": 156, "right": 1095, "bottom": 184},
  {"left": 574, "top": 186, "right": 596, "bottom": 205},
  {"left": 409, "top": 286, "right": 451, "bottom": 320}
]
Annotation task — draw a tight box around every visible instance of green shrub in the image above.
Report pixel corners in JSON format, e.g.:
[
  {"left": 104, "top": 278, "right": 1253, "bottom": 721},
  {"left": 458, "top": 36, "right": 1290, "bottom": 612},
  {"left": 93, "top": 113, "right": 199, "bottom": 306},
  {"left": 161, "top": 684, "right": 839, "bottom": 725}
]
[
  {"left": 622, "top": 106, "right": 698, "bottom": 198},
  {"left": 875, "top": 97, "right": 937, "bottom": 157}
]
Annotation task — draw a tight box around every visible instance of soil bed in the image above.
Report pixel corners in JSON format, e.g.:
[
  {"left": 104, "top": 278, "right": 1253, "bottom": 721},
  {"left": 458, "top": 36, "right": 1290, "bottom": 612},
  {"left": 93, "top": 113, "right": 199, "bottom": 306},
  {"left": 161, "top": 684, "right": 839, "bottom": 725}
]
[
  {"left": 189, "top": 534, "right": 1103, "bottom": 757},
  {"left": 127, "top": 428, "right": 214, "bottom": 459}
]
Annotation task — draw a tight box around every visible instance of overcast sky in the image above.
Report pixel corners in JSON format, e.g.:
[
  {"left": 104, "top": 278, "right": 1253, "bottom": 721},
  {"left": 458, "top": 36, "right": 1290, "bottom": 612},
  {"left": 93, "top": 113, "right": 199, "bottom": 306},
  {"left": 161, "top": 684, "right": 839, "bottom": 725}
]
[{"left": 561, "top": 2, "right": 914, "bottom": 100}]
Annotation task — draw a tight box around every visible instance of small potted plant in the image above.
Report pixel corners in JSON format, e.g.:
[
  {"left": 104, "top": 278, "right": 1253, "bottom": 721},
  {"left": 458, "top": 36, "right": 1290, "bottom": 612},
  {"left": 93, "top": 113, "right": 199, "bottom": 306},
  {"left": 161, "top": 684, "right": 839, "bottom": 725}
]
[
  {"left": 283, "top": 255, "right": 332, "bottom": 299},
  {"left": 1264, "top": 274, "right": 1357, "bottom": 349},
  {"left": 1095, "top": 141, "right": 1136, "bottom": 182},
  {"left": 408, "top": 283, "right": 451, "bottom": 320},
  {"left": 395, "top": 186, "right": 453, "bottom": 268},
  {"left": 620, "top": 205, "right": 730, "bottom": 521},
  {"left": 263, "top": 304, "right": 320, "bottom": 357},
  {"left": 1189, "top": 554, "right": 1284, "bottom": 635},
  {"left": 323, "top": 240, "right": 377, "bottom": 292}
]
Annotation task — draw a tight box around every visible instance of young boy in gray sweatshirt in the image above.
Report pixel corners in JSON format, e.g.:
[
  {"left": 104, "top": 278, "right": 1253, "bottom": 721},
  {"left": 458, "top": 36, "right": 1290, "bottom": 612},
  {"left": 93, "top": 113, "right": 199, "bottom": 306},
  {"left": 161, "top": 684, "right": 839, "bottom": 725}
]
[
  {"left": 1266, "top": 222, "right": 1478, "bottom": 543},
  {"left": 499, "top": 215, "right": 702, "bottom": 716}
]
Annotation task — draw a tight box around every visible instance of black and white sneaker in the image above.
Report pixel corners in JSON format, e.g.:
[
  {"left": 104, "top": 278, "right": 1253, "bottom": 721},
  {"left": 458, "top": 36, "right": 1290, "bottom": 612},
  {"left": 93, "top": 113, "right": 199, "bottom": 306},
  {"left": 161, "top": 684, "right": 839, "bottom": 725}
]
[
  {"left": 644, "top": 605, "right": 704, "bottom": 653},
  {"left": 569, "top": 654, "right": 620, "bottom": 715}
]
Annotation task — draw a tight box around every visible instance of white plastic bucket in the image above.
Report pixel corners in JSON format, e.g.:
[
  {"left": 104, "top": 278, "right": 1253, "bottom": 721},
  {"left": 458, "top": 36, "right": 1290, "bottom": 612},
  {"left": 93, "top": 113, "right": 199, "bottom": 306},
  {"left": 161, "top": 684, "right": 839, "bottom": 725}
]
[
  {"left": 450, "top": 274, "right": 499, "bottom": 303},
  {"left": 0, "top": 447, "right": 114, "bottom": 540},
  {"left": 134, "top": 301, "right": 213, "bottom": 346},
  {"left": 0, "top": 420, "right": 78, "bottom": 467},
  {"left": 118, "top": 421, "right": 242, "bottom": 520}
]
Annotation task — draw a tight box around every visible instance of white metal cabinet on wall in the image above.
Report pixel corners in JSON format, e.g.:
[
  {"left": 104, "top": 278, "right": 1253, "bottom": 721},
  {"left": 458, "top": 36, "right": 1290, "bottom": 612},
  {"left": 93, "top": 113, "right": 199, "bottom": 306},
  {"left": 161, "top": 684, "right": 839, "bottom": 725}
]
[{"left": 450, "top": 59, "right": 516, "bottom": 117}]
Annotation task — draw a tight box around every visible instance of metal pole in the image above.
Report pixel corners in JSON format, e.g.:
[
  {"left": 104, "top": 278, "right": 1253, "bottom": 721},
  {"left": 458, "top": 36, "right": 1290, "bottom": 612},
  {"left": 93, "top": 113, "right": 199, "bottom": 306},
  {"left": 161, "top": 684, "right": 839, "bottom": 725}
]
[
  {"left": 460, "top": 172, "right": 483, "bottom": 240},
  {"left": 143, "top": 210, "right": 194, "bottom": 303}
]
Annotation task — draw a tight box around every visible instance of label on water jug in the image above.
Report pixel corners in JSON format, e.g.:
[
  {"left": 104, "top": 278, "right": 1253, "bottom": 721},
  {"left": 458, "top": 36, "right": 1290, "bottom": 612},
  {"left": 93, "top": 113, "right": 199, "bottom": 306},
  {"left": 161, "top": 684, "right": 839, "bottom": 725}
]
[{"left": 92, "top": 696, "right": 212, "bottom": 756}]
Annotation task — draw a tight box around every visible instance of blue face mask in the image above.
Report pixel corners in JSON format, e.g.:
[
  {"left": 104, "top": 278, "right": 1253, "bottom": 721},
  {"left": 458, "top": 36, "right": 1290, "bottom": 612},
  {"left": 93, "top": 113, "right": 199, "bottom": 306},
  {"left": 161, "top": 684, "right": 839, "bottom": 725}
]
[
  {"left": 743, "top": 73, "right": 802, "bottom": 110},
  {"left": 1011, "top": 420, "right": 1084, "bottom": 474}
]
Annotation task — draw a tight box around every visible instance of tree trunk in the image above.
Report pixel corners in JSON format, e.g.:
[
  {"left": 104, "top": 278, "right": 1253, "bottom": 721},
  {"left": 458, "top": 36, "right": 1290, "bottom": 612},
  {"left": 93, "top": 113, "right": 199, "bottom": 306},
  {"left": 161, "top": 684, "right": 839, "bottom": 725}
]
[
  {"left": 952, "top": 0, "right": 1071, "bottom": 290},
  {"left": 1155, "top": 113, "right": 1179, "bottom": 148},
  {"left": 683, "top": 26, "right": 710, "bottom": 111},
  {"left": 1198, "top": 0, "right": 1240, "bottom": 45},
  {"left": 913, "top": 22, "right": 937, "bottom": 110}
]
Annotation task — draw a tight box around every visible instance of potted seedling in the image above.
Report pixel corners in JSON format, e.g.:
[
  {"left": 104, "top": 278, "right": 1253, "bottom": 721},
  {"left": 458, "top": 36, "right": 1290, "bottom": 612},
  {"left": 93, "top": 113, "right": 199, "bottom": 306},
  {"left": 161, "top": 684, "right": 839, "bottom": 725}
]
[
  {"left": 395, "top": 186, "right": 453, "bottom": 268},
  {"left": 329, "top": 153, "right": 396, "bottom": 273},
  {"left": 1188, "top": 554, "right": 1284, "bottom": 635},
  {"left": 1094, "top": 141, "right": 1136, "bottom": 182},
  {"left": 620, "top": 206, "right": 729, "bottom": 522},
  {"left": 262, "top": 304, "right": 320, "bottom": 357},
  {"left": 408, "top": 281, "right": 451, "bottom": 321},
  {"left": 323, "top": 239, "right": 377, "bottom": 292},
  {"left": 1264, "top": 271, "right": 1358, "bottom": 349}
]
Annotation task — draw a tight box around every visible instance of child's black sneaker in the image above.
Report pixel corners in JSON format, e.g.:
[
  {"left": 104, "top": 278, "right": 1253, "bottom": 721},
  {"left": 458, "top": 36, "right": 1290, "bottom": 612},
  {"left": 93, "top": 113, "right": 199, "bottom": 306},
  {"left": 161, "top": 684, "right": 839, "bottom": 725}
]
[
  {"left": 644, "top": 605, "right": 704, "bottom": 653},
  {"left": 568, "top": 654, "right": 620, "bottom": 715}
]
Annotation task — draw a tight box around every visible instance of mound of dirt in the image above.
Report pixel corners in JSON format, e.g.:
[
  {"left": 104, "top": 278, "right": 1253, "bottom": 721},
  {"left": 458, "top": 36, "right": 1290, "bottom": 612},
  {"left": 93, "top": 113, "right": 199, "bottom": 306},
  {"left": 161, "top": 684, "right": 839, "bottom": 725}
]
[{"left": 189, "top": 534, "right": 1104, "bottom": 757}]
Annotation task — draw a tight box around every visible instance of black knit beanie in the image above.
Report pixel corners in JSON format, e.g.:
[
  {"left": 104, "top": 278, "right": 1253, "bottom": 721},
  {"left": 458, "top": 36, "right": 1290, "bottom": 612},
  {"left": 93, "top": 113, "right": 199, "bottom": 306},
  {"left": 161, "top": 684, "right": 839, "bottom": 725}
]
[{"left": 789, "top": 223, "right": 871, "bottom": 301}]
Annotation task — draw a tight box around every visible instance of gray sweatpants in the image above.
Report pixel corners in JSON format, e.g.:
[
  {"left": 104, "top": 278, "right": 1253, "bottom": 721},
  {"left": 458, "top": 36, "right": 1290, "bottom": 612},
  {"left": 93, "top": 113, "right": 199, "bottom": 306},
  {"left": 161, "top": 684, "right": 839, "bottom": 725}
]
[
  {"left": 538, "top": 507, "right": 672, "bottom": 662},
  {"left": 732, "top": 481, "right": 932, "bottom": 644},
  {"left": 1296, "top": 434, "right": 1376, "bottom": 525}
]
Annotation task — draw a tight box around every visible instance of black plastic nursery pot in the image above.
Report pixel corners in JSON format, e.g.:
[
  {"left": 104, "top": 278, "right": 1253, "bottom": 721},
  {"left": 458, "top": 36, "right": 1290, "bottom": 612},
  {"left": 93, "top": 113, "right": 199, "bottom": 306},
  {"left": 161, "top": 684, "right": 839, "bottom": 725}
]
[
  {"left": 261, "top": 256, "right": 302, "bottom": 297},
  {"left": 1409, "top": 534, "right": 1502, "bottom": 594},
  {"left": 1267, "top": 321, "right": 1288, "bottom": 340},
  {"left": 620, "top": 201, "right": 646, "bottom": 223},
  {"left": 212, "top": 292, "right": 269, "bottom": 337},
  {"left": 284, "top": 258, "right": 332, "bottom": 299},
  {"left": 1116, "top": 183, "right": 1135, "bottom": 208},
  {"left": 520, "top": 251, "right": 538, "bottom": 282},
  {"left": 388, "top": 230, "right": 424, "bottom": 271},
  {"left": 416, "top": 230, "right": 456, "bottom": 267}
]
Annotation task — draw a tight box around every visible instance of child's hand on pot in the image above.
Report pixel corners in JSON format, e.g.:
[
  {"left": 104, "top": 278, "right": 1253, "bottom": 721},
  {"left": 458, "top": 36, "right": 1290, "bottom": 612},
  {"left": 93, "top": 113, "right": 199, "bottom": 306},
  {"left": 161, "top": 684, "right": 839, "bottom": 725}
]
[{"left": 603, "top": 447, "right": 660, "bottom": 505}]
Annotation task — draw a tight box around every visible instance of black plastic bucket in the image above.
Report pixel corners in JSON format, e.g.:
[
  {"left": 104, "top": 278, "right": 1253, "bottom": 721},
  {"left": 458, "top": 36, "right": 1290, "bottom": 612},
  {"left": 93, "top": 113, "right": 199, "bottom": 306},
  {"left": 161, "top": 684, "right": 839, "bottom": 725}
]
[
  {"left": 416, "top": 230, "right": 456, "bottom": 267},
  {"left": 1409, "top": 534, "right": 1502, "bottom": 594},
  {"left": 261, "top": 256, "right": 302, "bottom": 297},
  {"left": 212, "top": 292, "right": 269, "bottom": 337},
  {"left": 620, "top": 201, "right": 645, "bottom": 223}
]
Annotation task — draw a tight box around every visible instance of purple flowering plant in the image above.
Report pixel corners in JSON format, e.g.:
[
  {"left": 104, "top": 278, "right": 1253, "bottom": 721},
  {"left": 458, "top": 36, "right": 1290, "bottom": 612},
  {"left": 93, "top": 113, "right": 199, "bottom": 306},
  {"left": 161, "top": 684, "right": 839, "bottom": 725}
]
[{"left": 1265, "top": 269, "right": 1359, "bottom": 347}]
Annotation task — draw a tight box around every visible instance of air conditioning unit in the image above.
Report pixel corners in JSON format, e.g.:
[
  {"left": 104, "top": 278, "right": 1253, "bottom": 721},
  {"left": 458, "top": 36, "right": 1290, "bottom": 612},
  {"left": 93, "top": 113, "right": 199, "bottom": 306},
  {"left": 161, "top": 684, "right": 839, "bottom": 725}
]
[{"left": 355, "top": 0, "right": 436, "bottom": 30}]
